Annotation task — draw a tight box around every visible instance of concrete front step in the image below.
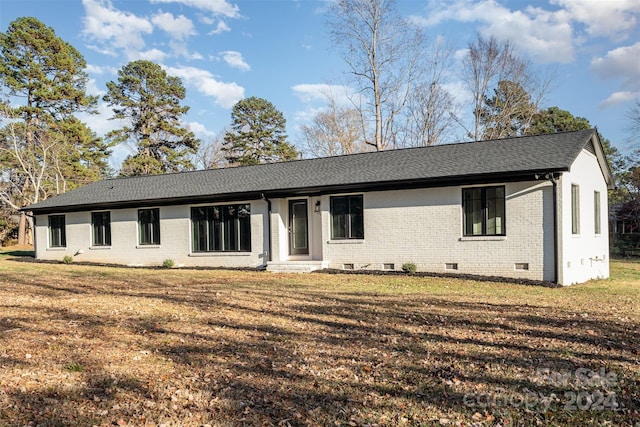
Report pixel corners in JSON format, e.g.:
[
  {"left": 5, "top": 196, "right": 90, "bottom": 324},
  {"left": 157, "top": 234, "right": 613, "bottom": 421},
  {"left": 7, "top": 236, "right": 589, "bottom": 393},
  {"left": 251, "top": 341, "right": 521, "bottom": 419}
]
[{"left": 266, "top": 261, "right": 328, "bottom": 273}]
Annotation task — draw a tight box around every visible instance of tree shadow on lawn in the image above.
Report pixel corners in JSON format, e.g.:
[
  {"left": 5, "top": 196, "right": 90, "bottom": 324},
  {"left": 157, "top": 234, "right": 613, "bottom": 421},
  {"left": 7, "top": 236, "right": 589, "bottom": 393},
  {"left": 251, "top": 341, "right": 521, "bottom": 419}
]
[
  {"left": 1, "top": 273, "right": 639, "bottom": 425},
  {"left": 0, "top": 249, "right": 34, "bottom": 257}
]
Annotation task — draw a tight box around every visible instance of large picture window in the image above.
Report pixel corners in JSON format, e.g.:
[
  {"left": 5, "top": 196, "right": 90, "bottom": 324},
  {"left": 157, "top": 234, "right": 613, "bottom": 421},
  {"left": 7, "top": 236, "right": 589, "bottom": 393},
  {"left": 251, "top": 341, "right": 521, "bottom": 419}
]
[
  {"left": 48, "top": 215, "right": 66, "bottom": 248},
  {"left": 91, "top": 211, "right": 111, "bottom": 246},
  {"left": 138, "top": 208, "right": 160, "bottom": 245},
  {"left": 191, "top": 204, "right": 251, "bottom": 252},
  {"left": 463, "top": 186, "right": 505, "bottom": 236},
  {"left": 330, "top": 195, "right": 364, "bottom": 239}
]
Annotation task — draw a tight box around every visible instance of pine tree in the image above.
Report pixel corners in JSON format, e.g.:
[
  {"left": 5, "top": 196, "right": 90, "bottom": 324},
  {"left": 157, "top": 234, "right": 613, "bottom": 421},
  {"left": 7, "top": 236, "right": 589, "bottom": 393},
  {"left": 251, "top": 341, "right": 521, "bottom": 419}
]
[
  {"left": 526, "top": 106, "right": 591, "bottom": 135},
  {"left": 223, "top": 97, "right": 298, "bottom": 165},
  {"left": 0, "top": 17, "right": 109, "bottom": 244},
  {"left": 104, "top": 60, "right": 199, "bottom": 176}
]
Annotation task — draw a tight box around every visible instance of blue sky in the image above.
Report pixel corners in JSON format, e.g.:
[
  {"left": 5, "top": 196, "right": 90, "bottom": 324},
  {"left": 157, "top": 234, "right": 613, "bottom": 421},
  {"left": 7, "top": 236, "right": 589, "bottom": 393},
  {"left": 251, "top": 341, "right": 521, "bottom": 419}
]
[{"left": 1, "top": 0, "right": 639, "bottom": 167}]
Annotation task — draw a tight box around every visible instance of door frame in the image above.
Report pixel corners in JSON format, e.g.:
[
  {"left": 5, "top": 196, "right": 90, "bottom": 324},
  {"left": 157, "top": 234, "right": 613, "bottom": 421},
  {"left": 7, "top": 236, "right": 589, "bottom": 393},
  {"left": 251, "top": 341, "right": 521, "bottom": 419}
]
[{"left": 288, "top": 199, "right": 309, "bottom": 256}]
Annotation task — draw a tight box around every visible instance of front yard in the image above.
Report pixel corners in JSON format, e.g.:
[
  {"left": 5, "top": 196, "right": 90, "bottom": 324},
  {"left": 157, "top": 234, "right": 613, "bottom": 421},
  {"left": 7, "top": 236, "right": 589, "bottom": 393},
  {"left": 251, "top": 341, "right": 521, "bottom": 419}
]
[{"left": 0, "top": 251, "right": 638, "bottom": 426}]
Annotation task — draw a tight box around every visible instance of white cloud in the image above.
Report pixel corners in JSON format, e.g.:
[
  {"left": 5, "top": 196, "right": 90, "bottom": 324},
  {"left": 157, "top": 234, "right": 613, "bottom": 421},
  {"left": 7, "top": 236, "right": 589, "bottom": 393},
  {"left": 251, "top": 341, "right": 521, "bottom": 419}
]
[
  {"left": 414, "top": 0, "right": 640, "bottom": 64},
  {"left": 291, "top": 83, "right": 355, "bottom": 106},
  {"left": 82, "top": 0, "right": 153, "bottom": 55},
  {"left": 151, "top": 12, "right": 195, "bottom": 40},
  {"left": 591, "top": 42, "right": 640, "bottom": 107},
  {"left": 187, "top": 121, "right": 216, "bottom": 139},
  {"left": 75, "top": 100, "right": 126, "bottom": 140},
  {"left": 220, "top": 51, "right": 250, "bottom": 71},
  {"left": 208, "top": 20, "right": 231, "bottom": 35},
  {"left": 85, "top": 64, "right": 118, "bottom": 75},
  {"left": 164, "top": 65, "right": 244, "bottom": 108},
  {"left": 552, "top": 0, "right": 640, "bottom": 41},
  {"left": 293, "top": 106, "right": 325, "bottom": 124},
  {"left": 591, "top": 42, "right": 640, "bottom": 82},
  {"left": 199, "top": 15, "right": 215, "bottom": 25},
  {"left": 135, "top": 48, "right": 168, "bottom": 62},
  {"left": 599, "top": 91, "right": 640, "bottom": 109},
  {"left": 150, "top": 0, "right": 240, "bottom": 18},
  {"left": 84, "top": 78, "right": 104, "bottom": 97},
  {"left": 441, "top": 81, "right": 471, "bottom": 106},
  {"left": 412, "top": 1, "right": 574, "bottom": 63}
]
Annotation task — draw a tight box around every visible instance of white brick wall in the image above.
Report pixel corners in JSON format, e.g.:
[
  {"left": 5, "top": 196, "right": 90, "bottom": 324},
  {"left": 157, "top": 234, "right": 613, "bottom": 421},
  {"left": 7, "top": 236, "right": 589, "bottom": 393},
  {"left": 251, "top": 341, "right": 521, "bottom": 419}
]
[
  {"left": 35, "top": 201, "right": 269, "bottom": 268},
  {"left": 558, "top": 149, "right": 610, "bottom": 285},
  {"left": 317, "top": 181, "right": 556, "bottom": 281}
]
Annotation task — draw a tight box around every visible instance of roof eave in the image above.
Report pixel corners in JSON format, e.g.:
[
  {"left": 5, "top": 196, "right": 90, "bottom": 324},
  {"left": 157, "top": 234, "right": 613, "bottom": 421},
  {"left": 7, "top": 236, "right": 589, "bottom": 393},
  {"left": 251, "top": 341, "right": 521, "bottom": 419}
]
[{"left": 24, "top": 168, "right": 568, "bottom": 215}]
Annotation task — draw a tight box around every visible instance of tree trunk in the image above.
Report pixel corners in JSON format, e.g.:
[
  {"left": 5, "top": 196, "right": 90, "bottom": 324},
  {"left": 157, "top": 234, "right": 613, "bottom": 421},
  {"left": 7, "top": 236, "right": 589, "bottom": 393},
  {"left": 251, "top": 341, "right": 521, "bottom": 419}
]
[{"left": 17, "top": 212, "right": 27, "bottom": 246}]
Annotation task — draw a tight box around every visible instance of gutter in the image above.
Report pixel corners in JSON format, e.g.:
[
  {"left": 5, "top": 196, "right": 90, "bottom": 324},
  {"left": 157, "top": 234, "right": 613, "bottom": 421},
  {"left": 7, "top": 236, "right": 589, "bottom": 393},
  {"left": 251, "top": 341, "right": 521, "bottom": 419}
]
[
  {"left": 261, "top": 193, "right": 272, "bottom": 263},
  {"left": 547, "top": 173, "right": 560, "bottom": 284},
  {"left": 535, "top": 172, "right": 560, "bottom": 284}
]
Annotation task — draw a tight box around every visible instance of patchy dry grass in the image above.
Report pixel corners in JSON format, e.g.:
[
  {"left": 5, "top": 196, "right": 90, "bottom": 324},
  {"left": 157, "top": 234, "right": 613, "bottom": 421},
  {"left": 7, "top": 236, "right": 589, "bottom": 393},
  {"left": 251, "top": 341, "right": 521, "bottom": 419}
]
[{"left": 0, "top": 250, "right": 638, "bottom": 426}]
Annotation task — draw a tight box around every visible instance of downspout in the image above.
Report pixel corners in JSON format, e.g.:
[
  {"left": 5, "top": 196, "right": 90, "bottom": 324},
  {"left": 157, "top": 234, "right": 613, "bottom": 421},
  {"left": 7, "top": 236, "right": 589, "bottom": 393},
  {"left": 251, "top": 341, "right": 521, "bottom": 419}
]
[
  {"left": 261, "top": 193, "right": 272, "bottom": 263},
  {"left": 546, "top": 173, "right": 559, "bottom": 284}
]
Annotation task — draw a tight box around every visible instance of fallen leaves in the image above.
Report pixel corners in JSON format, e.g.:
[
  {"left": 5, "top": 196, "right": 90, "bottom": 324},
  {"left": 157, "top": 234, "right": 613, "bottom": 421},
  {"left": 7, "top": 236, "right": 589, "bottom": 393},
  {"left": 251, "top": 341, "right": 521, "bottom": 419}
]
[{"left": 0, "top": 257, "right": 638, "bottom": 426}]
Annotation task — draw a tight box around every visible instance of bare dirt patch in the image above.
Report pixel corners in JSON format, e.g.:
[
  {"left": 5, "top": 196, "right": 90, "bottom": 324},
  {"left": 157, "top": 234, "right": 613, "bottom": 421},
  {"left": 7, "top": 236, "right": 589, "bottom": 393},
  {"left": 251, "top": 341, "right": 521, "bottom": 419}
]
[{"left": 0, "top": 254, "right": 638, "bottom": 426}]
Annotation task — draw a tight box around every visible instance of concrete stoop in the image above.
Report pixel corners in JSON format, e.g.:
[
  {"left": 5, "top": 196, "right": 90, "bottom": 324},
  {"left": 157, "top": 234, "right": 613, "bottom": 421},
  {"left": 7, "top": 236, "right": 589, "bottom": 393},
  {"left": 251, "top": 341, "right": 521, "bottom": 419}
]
[{"left": 266, "top": 261, "right": 328, "bottom": 273}]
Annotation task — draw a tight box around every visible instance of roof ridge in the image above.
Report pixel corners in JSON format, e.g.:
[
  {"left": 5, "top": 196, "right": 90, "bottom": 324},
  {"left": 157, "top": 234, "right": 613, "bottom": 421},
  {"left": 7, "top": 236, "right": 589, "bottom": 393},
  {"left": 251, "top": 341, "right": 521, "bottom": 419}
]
[
  {"left": 26, "top": 129, "right": 601, "bottom": 213},
  {"left": 100, "top": 129, "right": 597, "bottom": 184}
]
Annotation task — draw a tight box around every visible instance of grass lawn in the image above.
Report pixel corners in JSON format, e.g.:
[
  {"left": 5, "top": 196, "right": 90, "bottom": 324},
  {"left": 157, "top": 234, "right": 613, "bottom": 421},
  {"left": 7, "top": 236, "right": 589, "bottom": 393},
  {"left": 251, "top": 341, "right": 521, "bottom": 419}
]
[{"left": 0, "top": 250, "right": 638, "bottom": 426}]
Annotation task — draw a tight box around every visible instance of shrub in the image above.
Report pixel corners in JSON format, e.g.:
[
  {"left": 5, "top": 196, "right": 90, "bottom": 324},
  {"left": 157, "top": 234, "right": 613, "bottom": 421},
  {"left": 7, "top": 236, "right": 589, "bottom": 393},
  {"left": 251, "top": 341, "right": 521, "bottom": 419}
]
[
  {"left": 162, "top": 259, "right": 175, "bottom": 268},
  {"left": 611, "top": 233, "right": 640, "bottom": 257},
  {"left": 402, "top": 262, "right": 417, "bottom": 274},
  {"left": 62, "top": 255, "right": 73, "bottom": 264}
]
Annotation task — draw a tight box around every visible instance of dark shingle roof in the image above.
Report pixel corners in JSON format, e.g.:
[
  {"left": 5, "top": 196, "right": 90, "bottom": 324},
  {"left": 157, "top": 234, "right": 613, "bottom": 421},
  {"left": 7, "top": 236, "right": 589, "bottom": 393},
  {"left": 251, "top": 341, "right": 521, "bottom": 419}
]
[{"left": 26, "top": 129, "right": 607, "bottom": 213}]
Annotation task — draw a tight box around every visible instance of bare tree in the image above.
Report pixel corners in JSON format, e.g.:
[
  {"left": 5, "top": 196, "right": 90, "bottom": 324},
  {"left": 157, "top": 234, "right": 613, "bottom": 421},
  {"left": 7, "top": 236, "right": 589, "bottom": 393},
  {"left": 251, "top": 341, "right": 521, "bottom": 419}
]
[
  {"left": 405, "top": 37, "right": 458, "bottom": 146},
  {"left": 480, "top": 80, "right": 537, "bottom": 139},
  {"left": 628, "top": 100, "right": 640, "bottom": 140},
  {"left": 0, "top": 104, "right": 63, "bottom": 244},
  {"left": 328, "top": 0, "right": 422, "bottom": 150},
  {"left": 460, "top": 34, "right": 551, "bottom": 140},
  {"left": 301, "top": 97, "right": 368, "bottom": 158},
  {"left": 193, "top": 130, "right": 228, "bottom": 170}
]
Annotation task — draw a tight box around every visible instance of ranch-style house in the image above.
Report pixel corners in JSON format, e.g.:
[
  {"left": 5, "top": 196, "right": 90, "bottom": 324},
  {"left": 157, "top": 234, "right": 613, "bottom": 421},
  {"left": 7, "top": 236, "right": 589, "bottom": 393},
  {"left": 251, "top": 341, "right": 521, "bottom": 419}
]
[{"left": 25, "top": 129, "right": 613, "bottom": 285}]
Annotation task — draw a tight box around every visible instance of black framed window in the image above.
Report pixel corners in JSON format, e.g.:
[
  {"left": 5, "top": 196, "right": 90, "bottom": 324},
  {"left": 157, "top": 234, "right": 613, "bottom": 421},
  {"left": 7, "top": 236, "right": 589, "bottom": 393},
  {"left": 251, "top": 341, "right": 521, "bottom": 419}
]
[
  {"left": 330, "top": 195, "right": 364, "bottom": 239},
  {"left": 191, "top": 204, "right": 251, "bottom": 252},
  {"left": 594, "top": 191, "right": 601, "bottom": 235},
  {"left": 571, "top": 184, "right": 580, "bottom": 234},
  {"left": 48, "top": 215, "right": 66, "bottom": 248},
  {"left": 463, "top": 186, "right": 505, "bottom": 236},
  {"left": 138, "top": 208, "right": 160, "bottom": 245},
  {"left": 91, "top": 211, "right": 111, "bottom": 246}
]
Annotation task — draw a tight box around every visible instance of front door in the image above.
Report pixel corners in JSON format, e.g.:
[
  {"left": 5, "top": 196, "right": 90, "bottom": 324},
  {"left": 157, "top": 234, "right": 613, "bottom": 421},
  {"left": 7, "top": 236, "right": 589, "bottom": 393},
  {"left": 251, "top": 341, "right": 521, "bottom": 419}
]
[{"left": 288, "top": 199, "right": 309, "bottom": 255}]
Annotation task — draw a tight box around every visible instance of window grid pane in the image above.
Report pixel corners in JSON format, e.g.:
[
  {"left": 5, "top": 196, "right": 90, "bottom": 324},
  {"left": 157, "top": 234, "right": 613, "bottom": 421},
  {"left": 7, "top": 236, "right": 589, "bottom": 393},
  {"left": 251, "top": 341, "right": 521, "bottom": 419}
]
[
  {"left": 572, "top": 185, "right": 580, "bottom": 234},
  {"left": 349, "top": 195, "right": 364, "bottom": 239},
  {"left": 92, "top": 212, "right": 111, "bottom": 246},
  {"left": 594, "top": 191, "right": 601, "bottom": 234},
  {"left": 191, "top": 204, "right": 251, "bottom": 252},
  {"left": 330, "top": 197, "right": 347, "bottom": 239},
  {"left": 138, "top": 208, "right": 160, "bottom": 245},
  {"left": 330, "top": 195, "right": 364, "bottom": 240},
  {"left": 463, "top": 186, "right": 505, "bottom": 236},
  {"left": 48, "top": 215, "right": 66, "bottom": 248}
]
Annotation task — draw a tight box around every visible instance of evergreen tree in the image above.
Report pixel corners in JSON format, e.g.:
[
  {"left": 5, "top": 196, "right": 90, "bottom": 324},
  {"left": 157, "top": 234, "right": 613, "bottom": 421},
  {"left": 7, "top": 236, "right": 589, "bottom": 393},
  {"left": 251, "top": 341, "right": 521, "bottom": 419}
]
[
  {"left": 223, "top": 97, "right": 298, "bottom": 165},
  {"left": 104, "top": 60, "right": 199, "bottom": 176},
  {"left": 480, "top": 80, "right": 537, "bottom": 139},
  {"left": 526, "top": 106, "right": 591, "bottom": 135},
  {"left": 0, "top": 17, "right": 109, "bottom": 244}
]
